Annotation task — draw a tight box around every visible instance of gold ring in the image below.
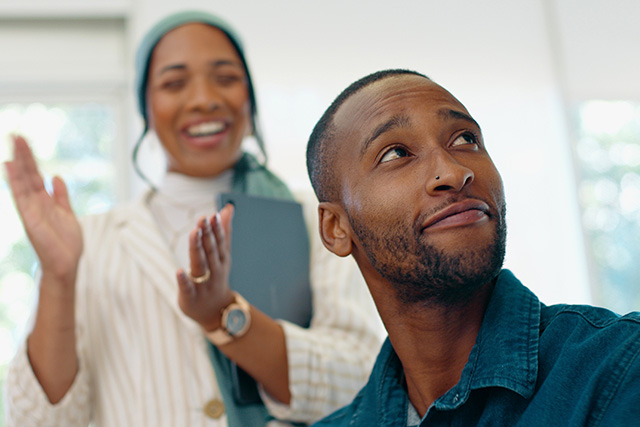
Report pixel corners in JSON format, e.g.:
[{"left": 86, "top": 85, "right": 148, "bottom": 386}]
[{"left": 189, "top": 269, "right": 211, "bottom": 284}]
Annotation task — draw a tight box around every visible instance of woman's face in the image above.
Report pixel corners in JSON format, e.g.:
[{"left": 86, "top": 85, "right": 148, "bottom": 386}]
[{"left": 146, "top": 23, "right": 251, "bottom": 177}]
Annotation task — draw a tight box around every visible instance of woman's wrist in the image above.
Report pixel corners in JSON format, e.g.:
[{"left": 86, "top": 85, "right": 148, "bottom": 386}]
[
  {"left": 38, "top": 272, "right": 77, "bottom": 299},
  {"left": 198, "top": 290, "right": 236, "bottom": 332}
]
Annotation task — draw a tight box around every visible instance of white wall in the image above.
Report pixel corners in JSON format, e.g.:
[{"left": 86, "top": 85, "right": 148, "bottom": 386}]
[
  {"left": 129, "top": 0, "right": 597, "bottom": 305},
  {"left": 4, "top": 0, "right": 640, "bottom": 306}
]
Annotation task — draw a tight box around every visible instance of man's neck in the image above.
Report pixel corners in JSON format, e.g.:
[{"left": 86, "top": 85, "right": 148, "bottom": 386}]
[{"left": 377, "top": 280, "right": 495, "bottom": 418}]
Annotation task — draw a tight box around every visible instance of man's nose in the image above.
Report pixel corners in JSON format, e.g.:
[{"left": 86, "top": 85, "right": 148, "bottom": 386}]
[{"left": 425, "top": 150, "right": 474, "bottom": 195}]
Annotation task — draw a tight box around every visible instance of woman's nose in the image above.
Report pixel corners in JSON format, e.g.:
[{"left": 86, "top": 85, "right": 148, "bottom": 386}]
[{"left": 187, "top": 78, "right": 222, "bottom": 112}]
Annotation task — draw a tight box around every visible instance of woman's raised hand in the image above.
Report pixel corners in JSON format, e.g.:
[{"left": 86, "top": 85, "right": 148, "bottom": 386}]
[
  {"left": 176, "top": 203, "right": 235, "bottom": 331},
  {"left": 4, "top": 135, "right": 83, "bottom": 288}
]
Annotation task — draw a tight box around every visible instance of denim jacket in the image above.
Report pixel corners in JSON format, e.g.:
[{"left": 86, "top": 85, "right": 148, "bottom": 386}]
[{"left": 313, "top": 269, "right": 640, "bottom": 426}]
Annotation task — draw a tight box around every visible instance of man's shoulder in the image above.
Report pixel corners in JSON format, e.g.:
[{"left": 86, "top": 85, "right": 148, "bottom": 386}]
[
  {"left": 538, "top": 302, "right": 640, "bottom": 379},
  {"left": 541, "top": 302, "right": 640, "bottom": 333},
  {"left": 533, "top": 303, "right": 640, "bottom": 422},
  {"left": 539, "top": 303, "right": 640, "bottom": 358}
]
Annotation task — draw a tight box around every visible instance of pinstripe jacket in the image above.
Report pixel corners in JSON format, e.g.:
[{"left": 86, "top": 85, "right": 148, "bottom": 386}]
[{"left": 4, "top": 189, "right": 385, "bottom": 426}]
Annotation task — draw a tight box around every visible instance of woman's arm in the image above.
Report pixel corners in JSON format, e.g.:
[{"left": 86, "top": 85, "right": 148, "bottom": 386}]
[
  {"left": 176, "top": 206, "right": 292, "bottom": 403},
  {"left": 4, "top": 135, "right": 83, "bottom": 403}
]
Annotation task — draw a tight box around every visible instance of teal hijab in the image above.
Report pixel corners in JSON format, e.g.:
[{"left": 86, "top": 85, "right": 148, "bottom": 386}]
[{"left": 133, "top": 10, "right": 268, "bottom": 189}]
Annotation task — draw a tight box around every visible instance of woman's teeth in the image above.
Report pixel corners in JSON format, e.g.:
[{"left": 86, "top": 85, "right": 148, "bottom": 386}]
[{"left": 187, "top": 121, "right": 225, "bottom": 137}]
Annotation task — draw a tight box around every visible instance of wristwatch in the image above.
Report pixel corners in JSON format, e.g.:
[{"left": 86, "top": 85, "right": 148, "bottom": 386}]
[{"left": 206, "top": 292, "right": 252, "bottom": 346}]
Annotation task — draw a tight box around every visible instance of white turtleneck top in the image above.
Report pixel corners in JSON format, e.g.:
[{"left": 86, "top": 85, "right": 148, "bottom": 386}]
[{"left": 148, "top": 170, "right": 233, "bottom": 270}]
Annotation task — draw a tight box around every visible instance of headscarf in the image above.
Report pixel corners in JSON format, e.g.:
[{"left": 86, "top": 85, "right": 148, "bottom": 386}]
[{"left": 132, "top": 10, "right": 266, "bottom": 187}]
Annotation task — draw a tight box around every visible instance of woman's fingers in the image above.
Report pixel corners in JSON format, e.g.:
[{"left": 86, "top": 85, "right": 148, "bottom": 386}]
[
  {"left": 204, "top": 213, "right": 225, "bottom": 266},
  {"left": 12, "top": 135, "right": 46, "bottom": 194},
  {"left": 176, "top": 269, "right": 195, "bottom": 297},
  {"left": 6, "top": 140, "right": 47, "bottom": 232},
  {"left": 185, "top": 205, "right": 235, "bottom": 294},
  {"left": 200, "top": 205, "right": 234, "bottom": 275},
  {"left": 5, "top": 146, "right": 30, "bottom": 203},
  {"left": 178, "top": 207, "right": 236, "bottom": 328},
  {"left": 219, "top": 203, "right": 234, "bottom": 253},
  {"left": 188, "top": 218, "right": 211, "bottom": 282},
  {"left": 52, "top": 176, "right": 73, "bottom": 213},
  {"left": 7, "top": 136, "right": 48, "bottom": 218}
]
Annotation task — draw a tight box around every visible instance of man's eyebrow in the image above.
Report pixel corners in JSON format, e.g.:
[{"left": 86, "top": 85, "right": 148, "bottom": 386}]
[
  {"left": 361, "top": 114, "right": 411, "bottom": 156},
  {"left": 439, "top": 108, "right": 481, "bottom": 130}
]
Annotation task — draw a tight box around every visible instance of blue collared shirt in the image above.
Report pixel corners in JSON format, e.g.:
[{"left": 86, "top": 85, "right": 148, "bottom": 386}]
[{"left": 312, "top": 270, "right": 640, "bottom": 426}]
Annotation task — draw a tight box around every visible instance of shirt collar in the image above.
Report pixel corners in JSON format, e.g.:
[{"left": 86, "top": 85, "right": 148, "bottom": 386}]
[
  {"left": 434, "top": 269, "right": 541, "bottom": 410},
  {"left": 370, "top": 269, "right": 541, "bottom": 421},
  {"left": 366, "top": 339, "right": 409, "bottom": 424}
]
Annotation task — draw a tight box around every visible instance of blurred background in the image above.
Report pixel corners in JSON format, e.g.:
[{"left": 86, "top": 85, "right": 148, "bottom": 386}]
[{"left": 0, "top": 0, "right": 639, "bottom": 420}]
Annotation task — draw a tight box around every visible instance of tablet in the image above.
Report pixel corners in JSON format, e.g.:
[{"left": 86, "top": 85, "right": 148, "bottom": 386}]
[
  {"left": 218, "top": 192, "right": 313, "bottom": 404},
  {"left": 219, "top": 192, "right": 312, "bottom": 328}
]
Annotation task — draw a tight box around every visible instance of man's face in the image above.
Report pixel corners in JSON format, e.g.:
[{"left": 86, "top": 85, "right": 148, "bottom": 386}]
[{"left": 332, "top": 75, "right": 506, "bottom": 305}]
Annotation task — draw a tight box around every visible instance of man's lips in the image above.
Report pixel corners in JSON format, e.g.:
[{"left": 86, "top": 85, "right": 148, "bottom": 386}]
[{"left": 421, "top": 199, "right": 491, "bottom": 231}]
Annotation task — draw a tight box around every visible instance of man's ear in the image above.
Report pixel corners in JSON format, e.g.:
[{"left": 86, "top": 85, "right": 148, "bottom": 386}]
[{"left": 318, "top": 202, "right": 353, "bottom": 257}]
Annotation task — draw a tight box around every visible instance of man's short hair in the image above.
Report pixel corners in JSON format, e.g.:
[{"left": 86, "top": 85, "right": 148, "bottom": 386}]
[{"left": 306, "top": 69, "right": 430, "bottom": 202}]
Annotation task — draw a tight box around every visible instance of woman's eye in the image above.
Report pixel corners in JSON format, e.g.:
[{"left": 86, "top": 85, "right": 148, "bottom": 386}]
[
  {"left": 216, "top": 74, "right": 243, "bottom": 86},
  {"left": 380, "top": 146, "right": 410, "bottom": 163},
  {"left": 161, "top": 79, "right": 185, "bottom": 90},
  {"left": 452, "top": 133, "right": 478, "bottom": 148}
]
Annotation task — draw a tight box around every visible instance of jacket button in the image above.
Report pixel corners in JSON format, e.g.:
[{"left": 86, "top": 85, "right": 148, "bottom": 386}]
[{"left": 204, "top": 398, "right": 225, "bottom": 419}]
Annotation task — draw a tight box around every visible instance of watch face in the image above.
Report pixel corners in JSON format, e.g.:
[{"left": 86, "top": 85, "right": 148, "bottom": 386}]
[{"left": 225, "top": 308, "right": 248, "bottom": 336}]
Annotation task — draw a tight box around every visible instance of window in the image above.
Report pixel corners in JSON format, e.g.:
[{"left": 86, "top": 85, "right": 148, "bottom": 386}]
[
  {"left": 574, "top": 101, "right": 640, "bottom": 314},
  {"left": 0, "top": 13, "right": 128, "bottom": 420},
  {"left": 0, "top": 101, "right": 122, "bottom": 419}
]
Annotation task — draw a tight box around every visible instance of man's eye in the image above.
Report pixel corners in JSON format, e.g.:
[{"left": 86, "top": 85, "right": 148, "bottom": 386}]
[
  {"left": 452, "top": 133, "right": 478, "bottom": 147},
  {"left": 380, "top": 146, "right": 409, "bottom": 163}
]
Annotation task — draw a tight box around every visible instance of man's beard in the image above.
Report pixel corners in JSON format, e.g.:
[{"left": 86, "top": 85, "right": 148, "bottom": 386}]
[{"left": 348, "top": 200, "right": 507, "bottom": 307}]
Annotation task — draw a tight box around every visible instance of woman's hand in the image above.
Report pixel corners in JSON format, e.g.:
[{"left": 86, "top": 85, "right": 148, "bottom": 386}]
[
  {"left": 4, "top": 135, "right": 83, "bottom": 288},
  {"left": 5, "top": 135, "right": 82, "bottom": 402},
  {"left": 176, "top": 203, "right": 291, "bottom": 403},
  {"left": 176, "top": 203, "right": 235, "bottom": 331}
]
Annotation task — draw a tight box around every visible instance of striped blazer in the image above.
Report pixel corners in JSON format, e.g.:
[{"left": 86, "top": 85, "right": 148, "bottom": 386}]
[{"left": 4, "top": 191, "right": 385, "bottom": 426}]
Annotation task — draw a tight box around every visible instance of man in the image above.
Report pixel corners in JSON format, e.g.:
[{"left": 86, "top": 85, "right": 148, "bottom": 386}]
[{"left": 306, "top": 69, "right": 640, "bottom": 426}]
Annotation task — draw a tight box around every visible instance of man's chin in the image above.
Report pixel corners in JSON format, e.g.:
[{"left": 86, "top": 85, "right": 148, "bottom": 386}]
[
  {"left": 421, "top": 221, "right": 498, "bottom": 252},
  {"left": 393, "top": 236, "right": 505, "bottom": 306}
]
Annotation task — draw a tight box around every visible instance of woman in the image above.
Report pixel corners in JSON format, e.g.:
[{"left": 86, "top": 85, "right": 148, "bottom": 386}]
[{"left": 3, "top": 11, "right": 383, "bottom": 426}]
